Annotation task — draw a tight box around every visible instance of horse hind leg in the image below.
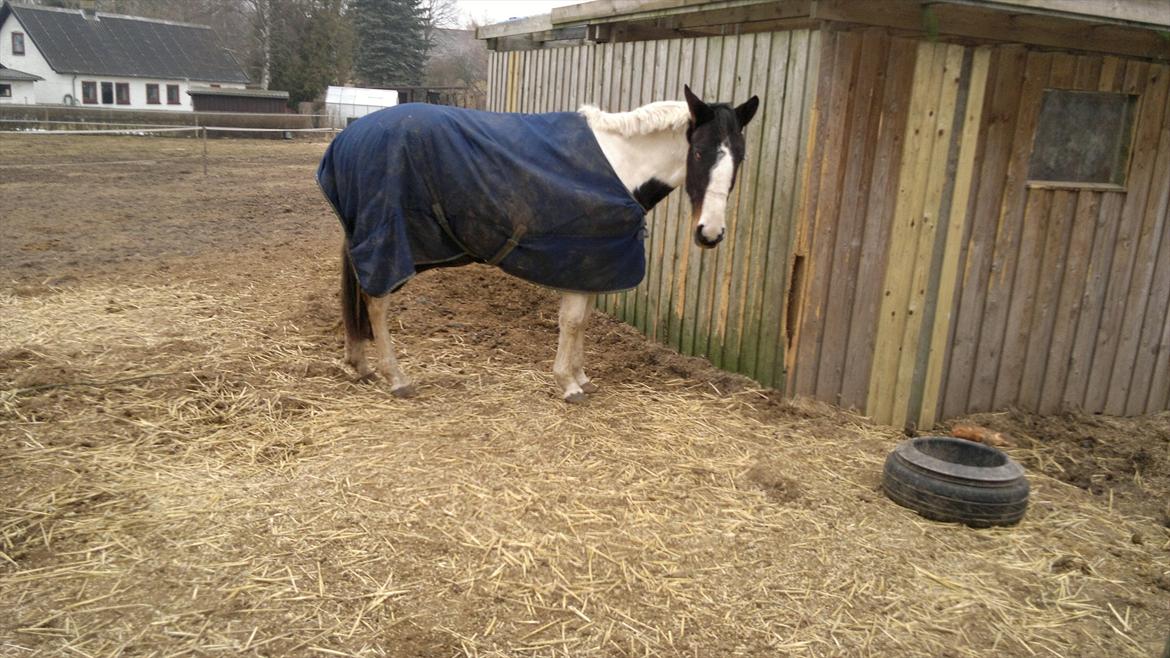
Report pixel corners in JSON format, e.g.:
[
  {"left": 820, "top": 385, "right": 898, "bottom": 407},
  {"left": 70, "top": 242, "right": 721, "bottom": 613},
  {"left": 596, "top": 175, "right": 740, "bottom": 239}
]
[
  {"left": 366, "top": 294, "right": 416, "bottom": 398},
  {"left": 340, "top": 241, "right": 373, "bottom": 379}
]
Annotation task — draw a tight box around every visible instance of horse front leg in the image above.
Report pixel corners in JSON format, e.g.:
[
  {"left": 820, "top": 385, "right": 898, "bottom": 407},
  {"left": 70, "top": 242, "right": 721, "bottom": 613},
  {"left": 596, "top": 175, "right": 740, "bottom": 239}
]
[
  {"left": 366, "top": 294, "right": 416, "bottom": 398},
  {"left": 571, "top": 294, "right": 598, "bottom": 394},
  {"left": 554, "top": 293, "right": 590, "bottom": 403}
]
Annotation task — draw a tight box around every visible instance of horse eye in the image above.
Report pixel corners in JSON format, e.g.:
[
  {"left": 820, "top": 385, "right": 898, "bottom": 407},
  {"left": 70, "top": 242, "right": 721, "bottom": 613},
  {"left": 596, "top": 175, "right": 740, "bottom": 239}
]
[{"left": 693, "top": 151, "right": 702, "bottom": 162}]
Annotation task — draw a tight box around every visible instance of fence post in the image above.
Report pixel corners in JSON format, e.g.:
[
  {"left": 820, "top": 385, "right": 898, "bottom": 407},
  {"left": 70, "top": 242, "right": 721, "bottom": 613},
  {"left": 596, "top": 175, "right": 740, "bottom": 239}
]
[{"left": 202, "top": 127, "right": 208, "bottom": 176}]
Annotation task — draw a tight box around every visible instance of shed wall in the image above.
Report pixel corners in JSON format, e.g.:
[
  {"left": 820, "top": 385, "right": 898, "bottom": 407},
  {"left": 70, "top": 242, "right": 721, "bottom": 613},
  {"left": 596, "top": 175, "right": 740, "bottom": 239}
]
[
  {"left": 791, "top": 29, "right": 1170, "bottom": 426},
  {"left": 487, "top": 31, "right": 820, "bottom": 388}
]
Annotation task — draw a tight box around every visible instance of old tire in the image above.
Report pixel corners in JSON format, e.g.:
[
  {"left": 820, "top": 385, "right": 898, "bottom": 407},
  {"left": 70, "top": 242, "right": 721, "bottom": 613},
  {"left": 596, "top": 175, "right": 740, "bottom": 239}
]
[{"left": 882, "top": 436, "right": 1030, "bottom": 528}]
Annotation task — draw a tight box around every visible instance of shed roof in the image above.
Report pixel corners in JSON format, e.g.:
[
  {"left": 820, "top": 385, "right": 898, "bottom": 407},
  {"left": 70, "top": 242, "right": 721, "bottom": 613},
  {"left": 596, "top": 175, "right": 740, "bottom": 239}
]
[
  {"left": 187, "top": 87, "right": 289, "bottom": 99},
  {"left": 478, "top": 0, "right": 1170, "bottom": 61},
  {"left": 0, "top": 1, "right": 249, "bottom": 83},
  {"left": 0, "top": 63, "right": 42, "bottom": 81}
]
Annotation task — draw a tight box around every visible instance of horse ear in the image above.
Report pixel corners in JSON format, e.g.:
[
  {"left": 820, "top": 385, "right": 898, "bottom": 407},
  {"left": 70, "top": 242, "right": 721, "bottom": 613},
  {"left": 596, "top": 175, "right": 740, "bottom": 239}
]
[
  {"left": 735, "top": 95, "right": 760, "bottom": 129},
  {"left": 684, "top": 84, "right": 714, "bottom": 125}
]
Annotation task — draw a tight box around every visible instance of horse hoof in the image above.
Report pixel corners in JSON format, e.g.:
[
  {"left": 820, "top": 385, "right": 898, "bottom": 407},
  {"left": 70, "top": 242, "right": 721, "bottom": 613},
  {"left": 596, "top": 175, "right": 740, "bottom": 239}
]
[
  {"left": 580, "top": 381, "right": 599, "bottom": 394},
  {"left": 564, "top": 391, "right": 587, "bottom": 404},
  {"left": 391, "top": 384, "right": 417, "bottom": 398},
  {"left": 356, "top": 372, "right": 377, "bottom": 384}
]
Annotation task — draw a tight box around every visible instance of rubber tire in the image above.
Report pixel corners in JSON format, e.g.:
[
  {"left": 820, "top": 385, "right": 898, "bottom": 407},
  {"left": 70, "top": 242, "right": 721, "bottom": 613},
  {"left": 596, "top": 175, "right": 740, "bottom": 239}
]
[{"left": 882, "top": 438, "right": 1030, "bottom": 528}]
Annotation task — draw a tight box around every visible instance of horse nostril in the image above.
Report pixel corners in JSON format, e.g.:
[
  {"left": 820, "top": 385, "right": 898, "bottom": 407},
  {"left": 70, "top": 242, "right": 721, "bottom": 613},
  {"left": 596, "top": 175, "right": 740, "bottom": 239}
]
[{"left": 694, "top": 225, "right": 724, "bottom": 248}]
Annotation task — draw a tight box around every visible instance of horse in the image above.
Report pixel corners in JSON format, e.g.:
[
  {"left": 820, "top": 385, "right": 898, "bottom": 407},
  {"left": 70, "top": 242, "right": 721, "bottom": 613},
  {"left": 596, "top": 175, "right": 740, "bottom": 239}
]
[{"left": 317, "top": 85, "right": 759, "bottom": 402}]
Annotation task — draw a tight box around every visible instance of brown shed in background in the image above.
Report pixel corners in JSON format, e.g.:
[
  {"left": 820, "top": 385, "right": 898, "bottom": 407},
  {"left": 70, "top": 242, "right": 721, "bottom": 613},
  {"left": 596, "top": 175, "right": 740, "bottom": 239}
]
[
  {"left": 187, "top": 87, "right": 290, "bottom": 113},
  {"left": 479, "top": 0, "right": 1170, "bottom": 427}
]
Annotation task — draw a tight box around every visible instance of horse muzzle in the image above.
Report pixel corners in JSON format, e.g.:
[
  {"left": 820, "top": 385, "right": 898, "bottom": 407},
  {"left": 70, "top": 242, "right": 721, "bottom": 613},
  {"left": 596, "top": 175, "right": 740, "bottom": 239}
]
[{"left": 694, "top": 224, "right": 725, "bottom": 248}]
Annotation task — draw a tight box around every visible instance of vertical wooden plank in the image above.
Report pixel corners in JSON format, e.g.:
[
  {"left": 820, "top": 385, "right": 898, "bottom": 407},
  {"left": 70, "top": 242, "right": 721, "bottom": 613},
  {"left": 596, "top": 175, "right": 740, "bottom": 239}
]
[
  {"left": 812, "top": 29, "right": 889, "bottom": 404},
  {"left": 1107, "top": 66, "right": 1170, "bottom": 414},
  {"left": 644, "top": 39, "right": 672, "bottom": 342},
  {"left": 693, "top": 35, "right": 734, "bottom": 360},
  {"left": 865, "top": 41, "right": 944, "bottom": 423},
  {"left": 1146, "top": 305, "right": 1170, "bottom": 412},
  {"left": 920, "top": 46, "right": 992, "bottom": 427},
  {"left": 962, "top": 50, "right": 1052, "bottom": 414},
  {"left": 710, "top": 34, "right": 757, "bottom": 370},
  {"left": 733, "top": 30, "right": 787, "bottom": 380},
  {"left": 793, "top": 30, "right": 861, "bottom": 396},
  {"left": 669, "top": 38, "right": 702, "bottom": 351},
  {"left": 765, "top": 28, "right": 816, "bottom": 389},
  {"left": 656, "top": 37, "right": 689, "bottom": 347},
  {"left": 1020, "top": 190, "right": 1078, "bottom": 411},
  {"left": 993, "top": 189, "right": 1052, "bottom": 408},
  {"left": 836, "top": 36, "right": 918, "bottom": 409},
  {"left": 634, "top": 39, "right": 657, "bottom": 334},
  {"left": 887, "top": 43, "right": 966, "bottom": 429},
  {"left": 1132, "top": 152, "right": 1170, "bottom": 414},
  {"left": 1087, "top": 61, "right": 1161, "bottom": 412},
  {"left": 679, "top": 36, "right": 718, "bottom": 357},
  {"left": 721, "top": 31, "right": 775, "bottom": 374},
  {"left": 1038, "top": 191, "right": 1102, "bottom": 415},
  {"left": 940, "top": 46, "right": 1026, "bottom": 418}
]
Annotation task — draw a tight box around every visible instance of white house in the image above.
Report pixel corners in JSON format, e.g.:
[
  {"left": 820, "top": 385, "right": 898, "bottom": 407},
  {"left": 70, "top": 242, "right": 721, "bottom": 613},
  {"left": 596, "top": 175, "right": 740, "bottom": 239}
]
[
  {"left": 0, "top": 1, "right": 249, "bottom": 111},
  {"left": 0, "top": 62, "right": 39, "bottom": 104}
]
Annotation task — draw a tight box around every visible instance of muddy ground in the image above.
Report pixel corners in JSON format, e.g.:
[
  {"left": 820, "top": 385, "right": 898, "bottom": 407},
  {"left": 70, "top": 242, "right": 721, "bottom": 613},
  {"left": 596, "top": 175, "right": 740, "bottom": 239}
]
[{"left": 1, "top": 135, "right": 1167, "bottom": 657}]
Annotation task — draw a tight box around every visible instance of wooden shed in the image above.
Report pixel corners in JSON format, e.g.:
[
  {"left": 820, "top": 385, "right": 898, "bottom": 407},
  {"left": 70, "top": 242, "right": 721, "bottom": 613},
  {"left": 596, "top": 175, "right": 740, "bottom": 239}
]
[{"left": 478, "top": 0, "right": 1170, "bottom": 427}]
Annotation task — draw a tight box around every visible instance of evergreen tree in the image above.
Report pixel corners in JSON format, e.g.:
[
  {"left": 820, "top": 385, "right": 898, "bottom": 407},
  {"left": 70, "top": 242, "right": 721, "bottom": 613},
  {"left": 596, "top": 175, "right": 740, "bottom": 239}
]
[{"left": 352, "top": 0, "right": 426, "bottom": 87}]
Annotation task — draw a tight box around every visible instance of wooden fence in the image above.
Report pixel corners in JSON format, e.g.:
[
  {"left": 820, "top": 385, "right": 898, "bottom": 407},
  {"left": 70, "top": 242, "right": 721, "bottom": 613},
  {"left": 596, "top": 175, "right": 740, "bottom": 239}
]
[{"left": 487, "top": 32, "right": 820, "bottom": 388}]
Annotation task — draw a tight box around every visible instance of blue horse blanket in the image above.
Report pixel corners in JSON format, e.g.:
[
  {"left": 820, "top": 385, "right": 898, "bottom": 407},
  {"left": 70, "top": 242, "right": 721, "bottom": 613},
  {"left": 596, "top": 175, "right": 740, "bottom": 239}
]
[{"left": 317, "top": 104, "right": 648, "bottom": 297}]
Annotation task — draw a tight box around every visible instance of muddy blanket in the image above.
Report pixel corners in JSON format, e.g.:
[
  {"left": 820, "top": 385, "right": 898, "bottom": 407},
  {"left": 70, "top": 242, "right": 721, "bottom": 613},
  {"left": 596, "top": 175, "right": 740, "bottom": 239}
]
[{"left": 317, "top": 104, "right": 647, "bottom": 296}]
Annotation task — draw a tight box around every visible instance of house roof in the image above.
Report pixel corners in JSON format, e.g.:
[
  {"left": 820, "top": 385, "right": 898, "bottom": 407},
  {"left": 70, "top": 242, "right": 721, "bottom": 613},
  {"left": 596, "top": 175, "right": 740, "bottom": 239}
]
[
  {"left": 0, "top": 63, "right": 42, "bottom": 81},
  {"left": 0, "top": 1, "right": 249, "bottom": 83}
]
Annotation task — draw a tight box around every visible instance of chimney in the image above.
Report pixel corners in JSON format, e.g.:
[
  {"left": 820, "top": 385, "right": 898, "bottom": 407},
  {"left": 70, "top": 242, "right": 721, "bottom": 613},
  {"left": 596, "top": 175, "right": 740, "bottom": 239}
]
[{"left": 80, "top": 0, "right": 98, "bottom": 20}]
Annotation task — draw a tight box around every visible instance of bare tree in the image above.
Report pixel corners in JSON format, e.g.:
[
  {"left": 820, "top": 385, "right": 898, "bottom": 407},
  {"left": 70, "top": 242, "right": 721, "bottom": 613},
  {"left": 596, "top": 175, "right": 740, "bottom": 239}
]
[{"left": 418, "top": 0, "right": 458, "bottom": 57}]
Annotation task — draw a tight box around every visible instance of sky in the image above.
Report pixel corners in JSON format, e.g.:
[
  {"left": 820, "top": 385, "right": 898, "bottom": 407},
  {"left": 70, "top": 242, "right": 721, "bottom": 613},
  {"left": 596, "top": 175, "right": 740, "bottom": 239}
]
[{"left": 454, "top": 0, "right": 581, "bottom": 27}]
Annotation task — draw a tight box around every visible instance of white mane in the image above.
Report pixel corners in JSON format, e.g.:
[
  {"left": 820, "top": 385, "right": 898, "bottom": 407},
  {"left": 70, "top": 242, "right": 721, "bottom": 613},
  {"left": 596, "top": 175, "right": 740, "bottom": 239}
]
[{"left": 579, "top": 101, "right": 690, "bottom": 137}]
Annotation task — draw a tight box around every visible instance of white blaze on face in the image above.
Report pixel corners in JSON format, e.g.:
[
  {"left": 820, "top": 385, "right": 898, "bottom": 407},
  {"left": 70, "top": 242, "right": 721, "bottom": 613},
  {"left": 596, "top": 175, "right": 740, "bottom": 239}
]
[{"left": 698, "top": 143, "right": 734, "bottom": 243}]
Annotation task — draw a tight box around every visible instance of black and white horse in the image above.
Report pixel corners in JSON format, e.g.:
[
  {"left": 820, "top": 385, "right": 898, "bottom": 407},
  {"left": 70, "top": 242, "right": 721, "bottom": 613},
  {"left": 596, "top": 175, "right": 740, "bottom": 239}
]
[{"left": 330, "top": 85, "right": 758, "bottom": 402}]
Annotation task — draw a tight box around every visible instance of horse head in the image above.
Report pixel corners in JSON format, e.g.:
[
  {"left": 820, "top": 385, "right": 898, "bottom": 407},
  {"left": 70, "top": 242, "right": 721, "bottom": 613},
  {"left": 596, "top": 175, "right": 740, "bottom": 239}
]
[{"left": 683, "top": 85, "right": 759, "bottom": 248}]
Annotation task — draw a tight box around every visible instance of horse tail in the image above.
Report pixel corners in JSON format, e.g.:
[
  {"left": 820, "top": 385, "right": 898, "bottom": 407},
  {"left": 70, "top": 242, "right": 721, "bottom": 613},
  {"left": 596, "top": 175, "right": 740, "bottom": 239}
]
[{"left": 341, "top": 240, "right": 372, "bottom": 342}]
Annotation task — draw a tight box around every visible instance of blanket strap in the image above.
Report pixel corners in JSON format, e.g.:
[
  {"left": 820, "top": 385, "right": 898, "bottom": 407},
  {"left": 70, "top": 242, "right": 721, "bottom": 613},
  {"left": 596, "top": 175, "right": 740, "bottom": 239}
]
[{"left": 432, "top": 202, "right": 526, "bottom": 267}]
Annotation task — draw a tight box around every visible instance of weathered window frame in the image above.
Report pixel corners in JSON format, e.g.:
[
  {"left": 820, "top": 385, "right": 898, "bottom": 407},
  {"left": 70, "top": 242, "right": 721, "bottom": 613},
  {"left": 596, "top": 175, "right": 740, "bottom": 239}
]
[
  {"left": 11, "top": 32, "right": 24, "bottom": 55},
  {"left": 1026, "top": 89, "right": 1138, "bottom": 192},
  {"left": 0, "top": 83, "right": 11, "bottom": 98},
  {"left": 82, "top": 81, "right": 97, "bottom": 104},
  {"left": 166, "top": 84, "right": 180, "bottom": 105}
]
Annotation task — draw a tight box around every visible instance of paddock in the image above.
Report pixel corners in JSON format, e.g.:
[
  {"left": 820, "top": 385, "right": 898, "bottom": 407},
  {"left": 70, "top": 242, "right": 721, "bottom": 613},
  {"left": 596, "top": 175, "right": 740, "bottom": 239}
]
[{"left": 0, "top": 134, "right": 1166, "bottom": 656}]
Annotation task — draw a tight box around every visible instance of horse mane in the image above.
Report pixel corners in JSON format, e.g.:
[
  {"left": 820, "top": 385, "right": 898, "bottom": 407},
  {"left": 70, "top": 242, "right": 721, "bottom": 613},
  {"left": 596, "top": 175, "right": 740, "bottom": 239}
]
[{"left": 579, "top": 101, "right": 690, "bottom": 137}]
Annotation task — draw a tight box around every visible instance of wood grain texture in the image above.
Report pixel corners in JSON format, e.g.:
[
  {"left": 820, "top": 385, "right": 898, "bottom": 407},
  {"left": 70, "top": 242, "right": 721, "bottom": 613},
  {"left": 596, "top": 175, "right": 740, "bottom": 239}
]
[{"left": 919, "top": 46, "right": 992, "bottom": 428}]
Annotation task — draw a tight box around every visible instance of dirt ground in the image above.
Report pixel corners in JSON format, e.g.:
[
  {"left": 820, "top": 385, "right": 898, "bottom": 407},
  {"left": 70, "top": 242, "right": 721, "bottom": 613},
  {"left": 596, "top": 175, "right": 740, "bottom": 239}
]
[{"left": 1, "top": 134, "right": 1167, "bottom": 657}]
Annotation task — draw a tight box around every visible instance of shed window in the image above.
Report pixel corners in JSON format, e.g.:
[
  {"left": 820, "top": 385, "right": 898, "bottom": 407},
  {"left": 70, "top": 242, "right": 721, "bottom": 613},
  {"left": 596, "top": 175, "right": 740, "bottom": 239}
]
[
  {"left": 11, "top": 32, "right": 24, "bottom": 55},
  {"left": 101, "top": 81, "right": 114, "bottom": 104},
  {"left": 146, "top": 83, "right": 160, "bottom": 105},
  {"left": 115, "top": 82, "right": 130, "bottom": 105},
  {"left": 0, "top": 84, "right": 11, "bottom": 98},
  {"left": 166, "top": 84, "right": 180, "bottom": 105},
  {"left": 1028, "top": 90, "right": 1137, "bottom": 187},
  {"left": 82, "top": 81, "right": 97, "bottom": 104}
]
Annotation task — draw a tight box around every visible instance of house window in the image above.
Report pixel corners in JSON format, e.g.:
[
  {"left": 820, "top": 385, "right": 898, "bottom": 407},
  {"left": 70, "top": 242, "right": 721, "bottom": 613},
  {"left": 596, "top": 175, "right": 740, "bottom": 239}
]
[
  {"left": 82, "top": 81, "right": 97, "bottom": 104},
  {"left": 146, "top": 83, "right": 160, "bottom": 104},
  {"left": 1028, "top": 90, "right": 1137, "bottom": 187},
  {"left": 0, "top": 84, "right": 11, "bottom": 98},
  {"left": 11, "top": 32, "right": 24, "bottom": 55},
  {"left": 101, "top": 81, "right": 114, "bottom": 104},
  {"left": 115, "top": 82, "right": 130, "bottom": 105},
  {"left": 166, "top": 84, "right": 180, "bottom": 105}
]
